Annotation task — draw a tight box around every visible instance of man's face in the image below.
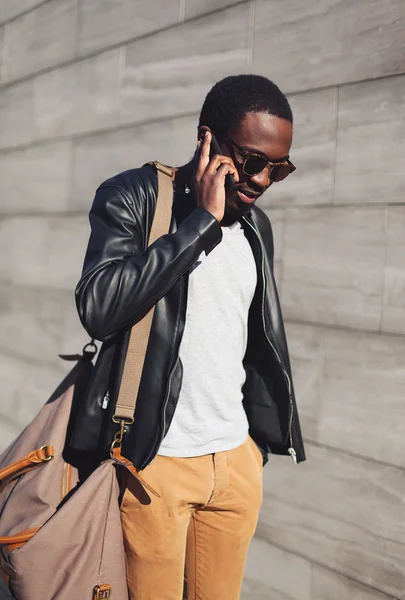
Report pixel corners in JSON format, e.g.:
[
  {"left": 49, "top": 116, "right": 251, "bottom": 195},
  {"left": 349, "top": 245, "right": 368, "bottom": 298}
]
[{"left": 220, "top": 111, "right": 293, "bottom": 219}]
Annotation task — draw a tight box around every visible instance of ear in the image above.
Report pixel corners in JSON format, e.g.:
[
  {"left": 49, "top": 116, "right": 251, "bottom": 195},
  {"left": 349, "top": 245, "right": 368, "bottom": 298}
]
[{"left": 197, "top": 125, "right": 211, "bottom": 142}]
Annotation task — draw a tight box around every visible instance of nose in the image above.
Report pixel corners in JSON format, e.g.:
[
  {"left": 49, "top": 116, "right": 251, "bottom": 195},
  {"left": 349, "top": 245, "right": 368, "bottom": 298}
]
[{"left": 248, "top": 165, "right": 271, "bottom": 190}]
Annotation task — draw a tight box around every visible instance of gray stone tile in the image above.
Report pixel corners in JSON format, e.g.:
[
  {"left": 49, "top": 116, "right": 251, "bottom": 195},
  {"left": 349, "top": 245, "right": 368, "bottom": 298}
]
[
  {"left": 185, "top": 0, "right": 239, "bottom": 19},
  {"left": 60, "top": 292, "right": 92, "bottom": 355},
  {"left": 252, "top": 0, "right": 405, "bottom": 93},
  {"left": 0, "top": 1, "right": 45, "bottom": 25},
  {"left": 78, "top": 0, "right": 180, "bottom": 55},
  {"left": 0, "top": 141, "right": 72, "bottom": 214},
  {"left": 258, "top": 445, "right": 405, "bottom": 598},
  {"left": 71, "top": 114, "right": 197, "bottom": 210},
  {"left": 242, "top": 536, "right": 311, "bottom": 600},
  {"left": 33, "top": 48, "right": 123, "bottom": 140},
  {"left": 260, "top": 88, "right": 337, "bottom": 208},
  {"left": 0, "top": 215, "right": 89, "bottom": 290},
  {"left": 1, "top": 0, "right": 77, "bottom": 83},
  {"left": 0, "top": 282, "right": 90, "bottom": 380},
  {"left": 0, "top": 352, "right": 68, "bottom": 435},
  {"left": 265, "top": 208, "right": 284, "bottom": 262},
  {"left": 0, "top": 80, "right": 35, "bottom": 148},
  {"left": 0, "top": 284, "right": 71, "bottom": 365},
  {"left": 312, "top": 565, "right": 396, "bottom": 600},
  {"left": 33, "top": 62, "right": 79, "bottom": 139},
  {"left": 382, "top": 207, "right": 405, "bottom": 335},
  {"left": 122, "top": 3, "right": 250, "bottom": 125},
  {"left": 281, "top": 206, "right": 386, "bottom": 331},
  {"left": 335, "top": 76, "right": 405, "bottom": 206},
  {"left": 318, "top": 327, "right": 405, "bottom": 468},
  {"left": 280, "top": 322, "right": 405, "bottom": 467},
  {"left": 284, "top": 322, "right": 323, "bottom": 442},
  {"left": 0, "top": 418, "right": 23, "bottom": 458}
]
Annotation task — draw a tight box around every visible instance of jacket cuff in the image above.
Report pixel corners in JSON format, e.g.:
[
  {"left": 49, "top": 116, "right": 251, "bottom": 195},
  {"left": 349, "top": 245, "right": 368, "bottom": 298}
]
[{"left": 183, "top": 208, "right": 222, "bottom": 255}]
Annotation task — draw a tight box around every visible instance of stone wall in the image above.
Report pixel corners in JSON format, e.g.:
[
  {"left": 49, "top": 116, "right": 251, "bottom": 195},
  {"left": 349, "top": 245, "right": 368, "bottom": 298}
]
[{"left": 0, "top": 1, "right": 404, "bottom": 598}]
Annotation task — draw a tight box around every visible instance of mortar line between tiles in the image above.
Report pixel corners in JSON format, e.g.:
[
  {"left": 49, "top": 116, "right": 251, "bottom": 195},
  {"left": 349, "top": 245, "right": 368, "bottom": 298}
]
[
  {"left": 74, "top": 0, "right": 83, "bottom": 59},
  {"left": 266, "top": 201, "right": 405, "bottom": 209},
  {"left": 0, "top": 209, "right": 87, "bottom": 219},
  {"left": 0, "top": 411, "right": 25, "bottom": 431},
  {"left": 286, "top": 71, "right": 405, "bottom": 98},
  {"left": 275, "top": 211, "right": 286, "bottom": 302},
  {"left": 246, "top": 0, "right": 255, "bottom": 73},
  {"left": 1, "top": 80, "right": 405, "bottom": 155},
  {"left": 304, "top": 438, "right": 405, "bottom": 473},
  {"left": 253, "top": 536, "right": 400, "bottom": 600},
  {"left": 309, "top": 561, "right": 315, "bottom": 600},
  {"left": 0, "top": 281, "right": 75, "bottom": 295},
  {"left": 118, "top": 44, "right": 127, "bottom": 95},
  {"left": 179, "top": 0, "right": 186, "bottom": 23},
  {"left": 378, "top": 205, "right": 389, "bottom": 333},
  {"left": 0, "top": 200, "right": 402, "bottom": 220},
  {"left": 330, "top": 86, "right": 339, "bottom": 205},
  {"left": 3, "top": 203, "right": 398, "bottom": 220},
  {"left": 284, "top": 316, "right": 405, "bottom": 340},
  {"left": 0, "top": 347, "right": 68, "bottom": 371},
  {"left": 66, "top": 132, "right": 75, "bottom": 211},
  {"left": 0, "top": 7, "right": 403, "bottom": 97},
  {"left": 0, "top": 0, "right": 54, "bottom": 28},
  {"left": 0, "top": 25, "right": 3, "bottom": 80},
  {"left": 0, "top": 0, "right": 249, "bottom": 92},
  {"left": 0, "top": 111, "right": 200, "bottom": 155}
]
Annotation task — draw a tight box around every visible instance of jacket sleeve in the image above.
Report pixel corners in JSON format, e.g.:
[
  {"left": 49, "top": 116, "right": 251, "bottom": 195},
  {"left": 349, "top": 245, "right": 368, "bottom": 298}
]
[{"left": 75, "top": 183, "right": 222, "bottom": 342}]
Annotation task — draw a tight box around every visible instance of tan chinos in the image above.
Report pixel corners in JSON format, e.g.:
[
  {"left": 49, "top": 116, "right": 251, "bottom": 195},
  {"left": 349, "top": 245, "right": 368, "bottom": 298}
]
[{"left": 119, "top": 435, "right": 263, "bottom": 600}]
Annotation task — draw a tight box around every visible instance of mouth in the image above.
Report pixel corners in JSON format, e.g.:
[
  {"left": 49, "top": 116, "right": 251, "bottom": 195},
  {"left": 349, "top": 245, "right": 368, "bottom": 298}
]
[{"left": 235, "top": 189, "right": 260, "bottom": 204}]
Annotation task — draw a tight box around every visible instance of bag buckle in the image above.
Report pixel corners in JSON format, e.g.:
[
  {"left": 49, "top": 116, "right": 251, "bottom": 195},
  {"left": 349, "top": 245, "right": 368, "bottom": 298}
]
[
  {"left": 110, "top": 417, "right": 134, "bottom": 454},
  {"left": 93, "top": 584, "right": 111, "bottom": 600},
  {"left": 39, "top": 445, "right": 54, "bottom": 461}
]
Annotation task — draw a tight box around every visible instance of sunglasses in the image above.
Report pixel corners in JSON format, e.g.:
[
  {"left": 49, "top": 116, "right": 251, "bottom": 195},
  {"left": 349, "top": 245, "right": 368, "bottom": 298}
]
[{"left": 225, "top": 138, "right": 296, "bottom": 182}]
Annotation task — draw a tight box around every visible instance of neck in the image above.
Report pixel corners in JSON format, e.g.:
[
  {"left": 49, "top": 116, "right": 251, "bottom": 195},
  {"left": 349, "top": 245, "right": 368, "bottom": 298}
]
[{"left": 172, "top": 161, "right": 194, "bottom": 191}]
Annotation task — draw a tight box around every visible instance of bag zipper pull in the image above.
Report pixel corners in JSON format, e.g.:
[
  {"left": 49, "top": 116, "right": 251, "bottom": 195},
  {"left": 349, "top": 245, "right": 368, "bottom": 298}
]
[
  {"left": 288, "top": 447, "right": 297, "bottom": 464},
  {"left": 102, "top": 391, "right": 110, "bottom": 410}
]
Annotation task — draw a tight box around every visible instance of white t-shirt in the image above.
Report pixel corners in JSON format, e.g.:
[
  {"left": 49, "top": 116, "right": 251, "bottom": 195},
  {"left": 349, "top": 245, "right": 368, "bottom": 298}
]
[{"left": 158, "top": 220, "right": 257, "bottom": 457}]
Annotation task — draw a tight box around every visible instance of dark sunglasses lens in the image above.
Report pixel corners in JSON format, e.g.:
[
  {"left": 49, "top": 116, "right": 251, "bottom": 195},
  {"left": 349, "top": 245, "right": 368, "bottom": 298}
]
[
  {"left": 244, "top": 156, "right": 267, "bottom": 176},
  {"left": 270, "top": 164, "right": 293, "bottom": 182}
]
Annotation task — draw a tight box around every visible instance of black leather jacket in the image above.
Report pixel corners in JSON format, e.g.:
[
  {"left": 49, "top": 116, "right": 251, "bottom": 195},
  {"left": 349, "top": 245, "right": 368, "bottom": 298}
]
[{"left": 69, "top": 164, "right": 305, "bottom": 469}]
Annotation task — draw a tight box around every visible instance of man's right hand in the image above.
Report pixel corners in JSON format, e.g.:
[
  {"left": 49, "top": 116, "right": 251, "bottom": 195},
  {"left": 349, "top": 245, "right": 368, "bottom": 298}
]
[{"left": 192, "top": 131, "right": 239, "bottom": 223}]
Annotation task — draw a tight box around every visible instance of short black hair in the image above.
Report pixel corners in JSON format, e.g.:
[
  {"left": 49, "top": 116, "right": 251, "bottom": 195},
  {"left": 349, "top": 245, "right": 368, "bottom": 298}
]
[{"left": 198, "top": 74, "right": 293, "bottom": 140}]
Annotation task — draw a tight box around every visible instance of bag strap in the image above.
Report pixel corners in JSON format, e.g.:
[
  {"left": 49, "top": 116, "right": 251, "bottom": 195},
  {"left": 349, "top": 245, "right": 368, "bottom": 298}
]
[{"left": 111, "top": 162, "right": 174, "bottom": 447}]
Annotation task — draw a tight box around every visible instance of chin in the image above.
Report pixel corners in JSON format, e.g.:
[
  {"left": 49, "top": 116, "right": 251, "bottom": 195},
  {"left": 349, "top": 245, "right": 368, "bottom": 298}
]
[
  {"left": 229, "top": 192, "right": 253, "bottom": 211},
  {"left": 223, "top": 201, "right": 251, "bottom": 223}
]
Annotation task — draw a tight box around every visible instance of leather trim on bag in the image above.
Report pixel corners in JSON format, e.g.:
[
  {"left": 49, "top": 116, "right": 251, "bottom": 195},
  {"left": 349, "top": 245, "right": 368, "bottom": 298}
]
[
  {"left": 0, "top": 527, "right": 40, "bottom": 553},
  {"left": 61, "top": 462, "right": 72, "bottom": 500},
  {"left": 0, "top": 446, "right": 54, "bottom": 491},
  {"left": 111, "top": 448, "right": 160, "bottom": 498}
]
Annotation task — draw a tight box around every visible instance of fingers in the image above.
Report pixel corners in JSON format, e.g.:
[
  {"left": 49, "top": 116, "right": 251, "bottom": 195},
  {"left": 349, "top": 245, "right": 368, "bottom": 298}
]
[
  {"left": 208, "top": 156, "right": 239, "bottom": 183},
  {"left": 195, "top": 131, "right": 211, "bottom": 181},
  {"left": 194, "top": 129, "right": 239, "bottom": 187},
  {"left": 215, "top": 161, "right": 239, "bottom": 184}
]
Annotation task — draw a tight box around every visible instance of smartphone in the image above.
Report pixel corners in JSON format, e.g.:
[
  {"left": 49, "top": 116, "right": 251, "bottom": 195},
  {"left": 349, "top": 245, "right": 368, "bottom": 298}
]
[{"left": 209, "top": 131, "right": 235, "bottom": 192}]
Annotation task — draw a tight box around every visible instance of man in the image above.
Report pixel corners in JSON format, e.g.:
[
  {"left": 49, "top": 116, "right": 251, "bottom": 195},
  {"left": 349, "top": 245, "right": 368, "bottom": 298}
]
[{"left": 75, "top": 74, "right": 305, "bottom": 600}]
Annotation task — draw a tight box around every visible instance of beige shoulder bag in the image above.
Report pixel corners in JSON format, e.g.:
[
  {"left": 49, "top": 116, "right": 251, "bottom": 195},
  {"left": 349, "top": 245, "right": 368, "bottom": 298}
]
[{"left": 0, "top": 162, "right": 173, "bottom": 600}]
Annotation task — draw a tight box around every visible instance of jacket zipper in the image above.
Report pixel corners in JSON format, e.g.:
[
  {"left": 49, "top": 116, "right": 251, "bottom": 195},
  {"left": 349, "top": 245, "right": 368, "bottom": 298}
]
[
  {"left": 144, "top": 277, "right": 187, "bottom": 467},
  {"left": 144, "top": 355, "right": 180, "bottom": 468},
  {"left": 160, "top": 356, "right": 180, "bottom": 445},
  {"left": 243, "top": 216, "right": 297, "bottom": 464}
]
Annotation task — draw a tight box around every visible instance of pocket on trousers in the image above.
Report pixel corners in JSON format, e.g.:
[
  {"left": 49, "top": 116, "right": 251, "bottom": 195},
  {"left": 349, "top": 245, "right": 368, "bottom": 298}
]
[{"left": 248, "top": 436, "right": 264, "bottom": 470}]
